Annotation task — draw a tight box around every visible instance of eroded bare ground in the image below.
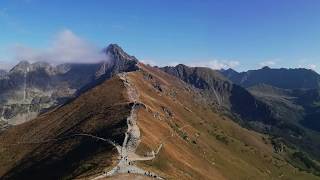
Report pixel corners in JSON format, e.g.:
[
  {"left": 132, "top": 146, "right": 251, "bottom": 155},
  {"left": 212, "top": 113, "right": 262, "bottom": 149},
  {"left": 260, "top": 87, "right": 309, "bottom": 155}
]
[{"left": 92, "top": 73, "right": 163, "bottom": 180}]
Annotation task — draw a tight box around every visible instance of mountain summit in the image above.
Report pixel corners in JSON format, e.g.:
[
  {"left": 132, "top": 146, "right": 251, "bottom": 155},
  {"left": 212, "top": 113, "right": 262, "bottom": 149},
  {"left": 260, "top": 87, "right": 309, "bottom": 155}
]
[
  {"left": 101, "top": 44, "right": 138, "bottom": 77},
  {"left": 105, "top": 44, "right": 138, "bottom": 62},
  {"left": 9, "top": 61, "right": 30, "bottom": 73}
]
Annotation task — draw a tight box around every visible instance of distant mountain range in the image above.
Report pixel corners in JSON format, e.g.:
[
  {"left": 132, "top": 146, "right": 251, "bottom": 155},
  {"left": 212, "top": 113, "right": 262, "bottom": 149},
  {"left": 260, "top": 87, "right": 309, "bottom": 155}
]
[
  {"left": 161, "top": 64, "right": 277, "bottom": 125},
  {"left": 220, "top": 67, "right": 320, "bottom": 133},
  {"left": 0, "top": 45, "right": 320, "bottom": 179},
  {"left": 220, "top": 67, "right": 320, "bottom": 169},
  {"left": 221, "top": 66, "right": 320, "bottom": 89}
]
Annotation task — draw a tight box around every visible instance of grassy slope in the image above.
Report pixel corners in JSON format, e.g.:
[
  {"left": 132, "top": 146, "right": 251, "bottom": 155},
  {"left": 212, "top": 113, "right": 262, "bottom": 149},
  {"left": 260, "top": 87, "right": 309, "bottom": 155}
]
[
  {"left": 0, "top": 64, "right": 318, "bottom": 180},
  {"left": 132, "top": 64, "right": 318, "bottom": 180},
  {"left": 0, "top": 76, "right": 131, "bottom": 179},
  {"left": 249, "top": 84, "right": 320, "bottom": 175}
]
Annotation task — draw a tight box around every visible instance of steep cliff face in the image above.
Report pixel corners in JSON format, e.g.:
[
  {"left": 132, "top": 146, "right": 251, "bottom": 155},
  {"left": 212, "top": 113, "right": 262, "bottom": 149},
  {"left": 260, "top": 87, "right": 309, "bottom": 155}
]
[
  {"left": 161, "top": 64, "right": 276, "bottom": 125},
  {"left": 161, "top": 64, "right": 231, "bottom": 107}
]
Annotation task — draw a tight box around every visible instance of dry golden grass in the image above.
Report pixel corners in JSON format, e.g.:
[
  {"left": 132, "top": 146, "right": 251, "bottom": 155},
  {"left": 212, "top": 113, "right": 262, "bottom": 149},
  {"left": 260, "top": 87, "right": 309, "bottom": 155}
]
[
  {"left": 129, "top": 64, "right": 319, "bottom": 180},
  {"left": 0, "top": 77, "right": 131, "bottom": 179}
]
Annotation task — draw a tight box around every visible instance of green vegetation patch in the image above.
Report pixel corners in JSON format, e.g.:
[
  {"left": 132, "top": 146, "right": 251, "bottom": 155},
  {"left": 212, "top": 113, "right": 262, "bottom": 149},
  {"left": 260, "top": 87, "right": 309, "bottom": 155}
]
[{"left": 289, "top": 151, "right": 320, "bottom": 176}]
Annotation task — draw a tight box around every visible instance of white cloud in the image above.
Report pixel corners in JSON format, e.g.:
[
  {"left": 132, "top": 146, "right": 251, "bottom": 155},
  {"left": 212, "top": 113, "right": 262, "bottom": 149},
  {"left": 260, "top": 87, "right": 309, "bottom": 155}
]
[
  {"left": 188, "top": 60, "right": 240, "bottom": 70},
  {"left": 297, "top": 58, "right": 319, "bottom": 72},
  {"left": 13, "top": 29, "right": 108, "bottom": 64},
  {"left": 308, "top": 64, "right": 317, "bottom": 70},
  {"left": 259, "top": 60, "right": 276, "bottom": 67},
  {"left": 298, "top": 64, "right": 317, "bottom": 71},
  {"left": 0, "top": 61, "right": 13, "bottom": 70}
]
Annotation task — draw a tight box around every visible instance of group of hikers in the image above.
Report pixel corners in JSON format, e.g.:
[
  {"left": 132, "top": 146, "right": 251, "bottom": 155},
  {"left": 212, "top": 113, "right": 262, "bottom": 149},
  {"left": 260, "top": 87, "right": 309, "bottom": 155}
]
[
  {"left": 126, "top": 170, "right": 157, "bottom": 178},
  {"left": 111, "top": 155, "right": 158, "bottom": 178},
  {"left": 144, "top": 171, "right": 157, "bottom": 178}
]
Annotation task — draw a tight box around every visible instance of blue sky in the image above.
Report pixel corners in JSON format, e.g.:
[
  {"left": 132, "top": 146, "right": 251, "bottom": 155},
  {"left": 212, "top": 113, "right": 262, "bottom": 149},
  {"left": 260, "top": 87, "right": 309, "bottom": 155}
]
[{"left": 0, "top": 0, "right": 320, "bottom": 72}]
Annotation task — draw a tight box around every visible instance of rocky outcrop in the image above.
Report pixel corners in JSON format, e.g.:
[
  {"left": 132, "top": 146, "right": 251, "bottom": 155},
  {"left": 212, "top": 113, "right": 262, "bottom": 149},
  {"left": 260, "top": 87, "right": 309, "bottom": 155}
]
[
  {"left": 75, "top": 44, "right": 139, "bottom": 96},
  {"left": 162, "top": 64, "right": 231, "bottom": 106},
  {"left": 99, "top": 44, "right": 139, "bottom": 78}
]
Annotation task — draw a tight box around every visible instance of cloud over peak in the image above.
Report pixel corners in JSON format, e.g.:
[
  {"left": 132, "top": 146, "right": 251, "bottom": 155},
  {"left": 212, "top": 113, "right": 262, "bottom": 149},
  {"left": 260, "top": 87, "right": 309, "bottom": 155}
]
[
  {"left": 259, "top": 60, "right": 276, "bottom": 67},
  {"left": 13, "top": 29, "right": 107, "bottom": 65}
]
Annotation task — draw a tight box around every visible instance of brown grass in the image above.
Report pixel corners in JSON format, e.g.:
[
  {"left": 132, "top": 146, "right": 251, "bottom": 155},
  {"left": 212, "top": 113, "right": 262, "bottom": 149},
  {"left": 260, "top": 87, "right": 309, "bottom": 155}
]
[
  {"left": 0, "top": 76, "right": 131, "bottom": 179},
  {"left": 0, "top": 63, "right": 318, "bottom": 180},
  {"left": 130, "top": 64, "right": 319, "bottom": 180}
]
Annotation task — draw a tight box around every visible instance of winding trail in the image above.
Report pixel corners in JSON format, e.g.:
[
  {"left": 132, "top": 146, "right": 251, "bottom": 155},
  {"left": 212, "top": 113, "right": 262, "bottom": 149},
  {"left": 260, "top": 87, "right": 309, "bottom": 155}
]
[
  {"left": 92, "top": 73, "right": 164, "bottom": 180},
  {"left": 0, "top": 133, "right": 120, "bottom": 148},
  {"left": 1, "top": 72, "right": 164, "bottom": 179}
]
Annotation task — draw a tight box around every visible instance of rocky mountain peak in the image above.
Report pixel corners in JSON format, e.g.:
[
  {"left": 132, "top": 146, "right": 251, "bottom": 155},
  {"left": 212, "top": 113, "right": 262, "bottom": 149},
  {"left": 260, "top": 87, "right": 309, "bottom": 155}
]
[
  {"left": 31, "top": 61, "right": 51, "bottom": 69},
  {"left": 9, "top": 61, "right": 57, "bottom": 75},
  {"left": 220, "top": 68, "right": 239, "bottom": 78},
  {"left": 95, "top": 44, "right": 139, "bottom": 78},
  {"left": 223, "top": 68, "right": 238, "bottom": 73},
  {"left": 105, "top": 43, "right": 122, "bottom": 52},
  {"left": 105, "top": 44, "right": 138, "bottom": 62},
  {"left": 261, "top": 66, "right": 271, "bottom": 70},
  {"left": 10, "top": 60, "right": 31, "bottom": 73},
  {"left": 30, "top": 62, "right": 57, "bottom": 75}
]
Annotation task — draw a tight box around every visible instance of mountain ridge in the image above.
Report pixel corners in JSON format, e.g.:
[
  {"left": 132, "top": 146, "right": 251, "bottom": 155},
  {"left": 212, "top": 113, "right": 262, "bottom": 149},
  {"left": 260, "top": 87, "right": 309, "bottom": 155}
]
[
  {"left": 1, "top": 44, "right": 320, "bottom": 179},
  {"left": 1, "top": 61, "right": 318, "bottom": 179},
  {"left": 220, "top": 67, "right": 320, "bottom": 89}
]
